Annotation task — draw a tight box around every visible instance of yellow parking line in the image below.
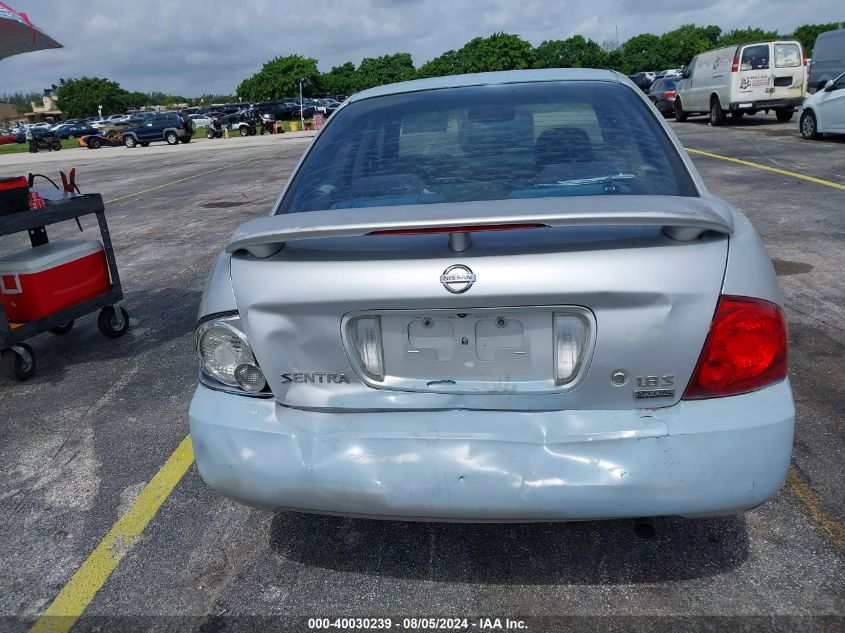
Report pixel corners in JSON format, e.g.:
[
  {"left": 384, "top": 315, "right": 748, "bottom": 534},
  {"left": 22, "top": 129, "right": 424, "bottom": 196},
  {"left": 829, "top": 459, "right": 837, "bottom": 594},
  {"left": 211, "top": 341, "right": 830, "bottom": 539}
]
[
  {"left": 25, "top": 447, "right": 845, "bottom": 632},
  {"left": 28, "top": 435, "right": 194, "bottom": 633},
  {"left": 21, "top": 143, "right": 844, "bottom": 631},
  {"left": 22, "top": 150, "right": 288, "bottom": 630},
  {"left": 687, "top": 148, "right": 845, "bottom": 190},
  {"left": 104, "top": 155, "right": 266, "bottom": 205},
  {"left": 786, "top": 467, "right": 845, "bottom": 556}
]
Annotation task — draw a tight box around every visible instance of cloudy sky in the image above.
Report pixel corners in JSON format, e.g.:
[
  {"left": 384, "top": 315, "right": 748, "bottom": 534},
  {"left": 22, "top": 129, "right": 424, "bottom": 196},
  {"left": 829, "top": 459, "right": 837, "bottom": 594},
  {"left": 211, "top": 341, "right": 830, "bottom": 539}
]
[{"left": 2, "top": 0, "right": 842, "bottom": 96}]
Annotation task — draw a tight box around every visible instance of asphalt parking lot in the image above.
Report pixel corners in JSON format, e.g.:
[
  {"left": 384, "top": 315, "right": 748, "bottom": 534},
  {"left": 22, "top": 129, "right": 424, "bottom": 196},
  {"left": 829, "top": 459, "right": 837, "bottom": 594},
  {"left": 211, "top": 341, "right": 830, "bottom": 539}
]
[{"left": 0, "top": 116, "right": 843, "bottom": 631}]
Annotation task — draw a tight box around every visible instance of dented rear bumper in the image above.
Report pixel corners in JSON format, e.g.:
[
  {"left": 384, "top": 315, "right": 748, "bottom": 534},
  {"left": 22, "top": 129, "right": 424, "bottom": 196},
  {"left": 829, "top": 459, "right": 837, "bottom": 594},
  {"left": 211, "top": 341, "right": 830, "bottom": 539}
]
[{"left": 188, "top": 381, "right": 794, "bottom": 521}]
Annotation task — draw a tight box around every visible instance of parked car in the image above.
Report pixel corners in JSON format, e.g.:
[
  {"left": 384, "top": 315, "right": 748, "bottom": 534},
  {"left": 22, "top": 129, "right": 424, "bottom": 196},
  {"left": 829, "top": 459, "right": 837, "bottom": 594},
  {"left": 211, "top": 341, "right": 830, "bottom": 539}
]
[
  {"left": 313, "top": 98, "right": 341, "bottom": 116},
  {"left": 647, "top": 76, "right": 680, "bottom": 115},
  {"left": 288, "top": 99, "right": 318, "bottom": 118},
  {"left": 189, "top": 68, "right": 794, "bottom": 523},
  {"left": 205, "top": 114, "right": 256, "bottom": 138},
  {"left": 54, "top": 123, "right": 99, "bottom": 139},
  {"left": 256, "top": 101, "right": 296, "bottom": 121},
  {"left": 0, "top": 128, "right": 17, "bottom": 145},
  {"left": 189, "top": 114, "right": 214, "bottom": 128},
  {"left": 122, "top": 112, "right": 195, "bottom": 147},
  {"left": 313, "top": 98, "right": 340, "bottom": 114},
  {"left": 808, "top": 28, "right": 845, "bottom": 93},
  {"left": 628, "top": 72, "right": 654, "bottom": 91},
  {"left": 96, "top": 120, "right": 134, "bottom": 137},
  {"left": 51, "top": 118, "right": 83, "bottom": 130},
  {"left": 674, "top": 40, "right": 807, "bottom": 124},
  {"left": 799, "top": 71, "right": 845, "bottom": 138},
  {"left": 78, "top": 132, "right": 125, "bottom": 149}
]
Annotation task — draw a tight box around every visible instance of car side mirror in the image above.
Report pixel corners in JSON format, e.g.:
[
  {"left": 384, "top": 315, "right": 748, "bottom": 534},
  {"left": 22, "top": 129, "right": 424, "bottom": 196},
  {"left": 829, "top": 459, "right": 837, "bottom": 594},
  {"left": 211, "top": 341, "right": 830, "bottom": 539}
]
[
  {"left": 823, "top": 80, "right": 835, "bottom": 91},
  {"left": 682, "top": 68, "right": 690, "bottom": 79}
]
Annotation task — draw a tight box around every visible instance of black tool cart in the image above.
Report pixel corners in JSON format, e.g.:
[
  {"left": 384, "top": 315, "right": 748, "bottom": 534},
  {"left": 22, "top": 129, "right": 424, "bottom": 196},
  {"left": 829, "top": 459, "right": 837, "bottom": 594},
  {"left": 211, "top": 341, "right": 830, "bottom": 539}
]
[{"left": 0, "top": 173, "right": 129, "bottom": 381}]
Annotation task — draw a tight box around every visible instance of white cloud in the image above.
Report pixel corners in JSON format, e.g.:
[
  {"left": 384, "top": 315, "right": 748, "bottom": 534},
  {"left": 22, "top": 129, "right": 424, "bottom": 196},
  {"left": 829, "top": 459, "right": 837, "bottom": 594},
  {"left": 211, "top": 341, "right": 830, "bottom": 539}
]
[{"left": 1, "top": 0, "right": 841, "bottom": 96}]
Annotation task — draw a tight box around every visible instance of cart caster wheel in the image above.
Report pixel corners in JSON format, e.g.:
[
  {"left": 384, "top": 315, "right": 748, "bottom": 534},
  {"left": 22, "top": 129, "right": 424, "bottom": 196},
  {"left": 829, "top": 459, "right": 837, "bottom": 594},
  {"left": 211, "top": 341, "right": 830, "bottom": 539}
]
[
  {"left": 98, "top": 306, "right": 129, "bottom": 339},
  {"left": 12, "top": 343, "right": 36, "bottom": 381},
  {"left": 49, "top": 321, "right": 74, "bottom": 335}
]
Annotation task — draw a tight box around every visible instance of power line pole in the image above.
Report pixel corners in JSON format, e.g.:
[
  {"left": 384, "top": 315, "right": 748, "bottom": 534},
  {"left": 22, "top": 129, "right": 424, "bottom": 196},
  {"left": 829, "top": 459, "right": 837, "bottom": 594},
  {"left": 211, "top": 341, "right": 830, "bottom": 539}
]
[{"left": 299, "top": 79, "right": 304, "bottom": 130}]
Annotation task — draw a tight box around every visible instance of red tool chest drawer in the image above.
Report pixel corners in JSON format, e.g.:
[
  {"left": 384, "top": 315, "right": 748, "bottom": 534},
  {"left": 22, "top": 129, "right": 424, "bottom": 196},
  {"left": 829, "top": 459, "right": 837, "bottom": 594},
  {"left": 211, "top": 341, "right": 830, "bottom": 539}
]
[{"left": 0, "top": 240, "right": 110, "bottom": 322}]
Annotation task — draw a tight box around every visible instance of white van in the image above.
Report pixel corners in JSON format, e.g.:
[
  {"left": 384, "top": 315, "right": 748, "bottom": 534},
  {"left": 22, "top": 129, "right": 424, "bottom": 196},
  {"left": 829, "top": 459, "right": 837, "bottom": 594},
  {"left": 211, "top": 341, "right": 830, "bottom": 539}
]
[{"left": 674, "top": 40, "right": 807, "bottom": 125}]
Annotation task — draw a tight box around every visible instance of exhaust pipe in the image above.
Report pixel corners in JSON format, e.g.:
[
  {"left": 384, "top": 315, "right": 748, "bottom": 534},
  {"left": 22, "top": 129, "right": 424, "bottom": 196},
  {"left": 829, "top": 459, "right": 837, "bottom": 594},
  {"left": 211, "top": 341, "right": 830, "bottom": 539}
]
[{"left": 633, "top": 517, "right": 657, "bottom": 539}]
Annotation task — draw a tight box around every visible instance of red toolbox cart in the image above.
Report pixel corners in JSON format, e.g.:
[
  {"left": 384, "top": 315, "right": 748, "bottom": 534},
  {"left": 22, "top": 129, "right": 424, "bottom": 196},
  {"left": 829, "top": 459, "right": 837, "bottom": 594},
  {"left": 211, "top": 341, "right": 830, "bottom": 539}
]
[{"left": 0, "top": 180, "right": 129, "bottom": 381}]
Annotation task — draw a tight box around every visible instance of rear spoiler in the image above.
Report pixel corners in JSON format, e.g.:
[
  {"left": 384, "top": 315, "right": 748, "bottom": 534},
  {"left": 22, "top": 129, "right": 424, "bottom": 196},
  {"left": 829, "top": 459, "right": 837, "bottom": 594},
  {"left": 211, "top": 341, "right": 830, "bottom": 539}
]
[{"left": 226, "top": 195, "right": 734, "bottom": 258}]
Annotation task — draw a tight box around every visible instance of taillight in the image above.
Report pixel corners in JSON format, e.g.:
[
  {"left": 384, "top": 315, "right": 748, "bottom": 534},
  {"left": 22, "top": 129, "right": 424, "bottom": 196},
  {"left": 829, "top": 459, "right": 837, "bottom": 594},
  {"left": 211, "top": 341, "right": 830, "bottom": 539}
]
[
  {"left": 683, "top": 296, "right": 787, "bottom": 400},
  {"left": 663, "top": 90, "right": 676, "bottom": 98},
  {"left": 731, "top": 53, "right": 739, "bottom": 73},
  {"left": 178, "top": 121, "right": 184, "bottom": 129},
  {"left": 802, "top": 49, "right": 807, "bottom": 66}
]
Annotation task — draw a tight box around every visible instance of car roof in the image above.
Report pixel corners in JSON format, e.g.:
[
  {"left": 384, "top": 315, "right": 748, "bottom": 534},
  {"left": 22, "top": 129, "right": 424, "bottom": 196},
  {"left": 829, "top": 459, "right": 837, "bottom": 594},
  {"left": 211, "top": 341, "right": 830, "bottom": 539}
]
[{"left": 346, "top": 68, "right": 622, "bottom": 103}]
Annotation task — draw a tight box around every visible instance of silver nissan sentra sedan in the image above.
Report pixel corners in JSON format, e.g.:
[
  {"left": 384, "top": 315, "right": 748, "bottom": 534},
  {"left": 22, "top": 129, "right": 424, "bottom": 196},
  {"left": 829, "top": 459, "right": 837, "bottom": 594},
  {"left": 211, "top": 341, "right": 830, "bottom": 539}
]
[{"left": 189, "top": 68, "right": 794, "bottom": 521}]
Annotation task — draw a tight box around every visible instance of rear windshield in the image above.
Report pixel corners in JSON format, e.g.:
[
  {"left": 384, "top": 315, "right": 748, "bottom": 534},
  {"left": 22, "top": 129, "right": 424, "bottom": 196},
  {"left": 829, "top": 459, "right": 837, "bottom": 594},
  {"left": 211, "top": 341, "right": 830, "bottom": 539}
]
[
  {"left": 774, "top": 43, "right": 801, "bottom": 68},
  {"left": 741, "top": 45, "right": 770, "bottom": 70},
  {"left": 278, "top": 81, "right": 697, "bottom": 214}
]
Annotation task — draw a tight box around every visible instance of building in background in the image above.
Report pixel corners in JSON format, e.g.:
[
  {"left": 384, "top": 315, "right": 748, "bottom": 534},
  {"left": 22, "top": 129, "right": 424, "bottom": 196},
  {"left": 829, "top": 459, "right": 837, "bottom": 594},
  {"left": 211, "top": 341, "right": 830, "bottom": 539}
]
[
  {"left": 0, "top": 102, "right": 27, "bottom": 126},
  {"left": 23, "top": 87, "right": 62, "bottom": 123}
]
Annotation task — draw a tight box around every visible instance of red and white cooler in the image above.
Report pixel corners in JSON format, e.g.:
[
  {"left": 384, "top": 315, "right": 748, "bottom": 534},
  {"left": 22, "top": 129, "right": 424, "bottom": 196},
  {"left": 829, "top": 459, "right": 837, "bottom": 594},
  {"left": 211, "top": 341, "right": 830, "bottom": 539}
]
[{"left": 0, "top": 240, "right": 110, "bottom": 322}]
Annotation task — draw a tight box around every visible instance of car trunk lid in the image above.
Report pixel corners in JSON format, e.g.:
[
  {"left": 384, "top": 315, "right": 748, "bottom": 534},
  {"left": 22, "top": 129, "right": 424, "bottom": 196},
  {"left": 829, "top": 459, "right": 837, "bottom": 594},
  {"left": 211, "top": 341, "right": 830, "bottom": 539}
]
[{"left": 228, "top": 197, "right": 731, "bottom": 411}]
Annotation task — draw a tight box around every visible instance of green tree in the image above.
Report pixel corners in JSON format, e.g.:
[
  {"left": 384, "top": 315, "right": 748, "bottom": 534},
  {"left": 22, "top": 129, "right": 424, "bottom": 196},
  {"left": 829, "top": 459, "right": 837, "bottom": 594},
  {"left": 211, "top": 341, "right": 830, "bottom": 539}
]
[
  {"left": 620, "top": 33, "right": 665, "bottom": 73},
  {"left": 791, "top": 22, "right": 844, "bottom": 55},
  {"left": 603, "top": 48, "right": 625, "bottom": 73},
  {"left": 146, "top": 91, "right": 186, "bottom": 106},
  {"left": 56, "top": 77, "right": 130, "bottom": 118},
  {"left": 533, "top": 35, "right": 606, "bottom": 68},
  {"left": 417, "top": 32, "right": 534, "bottom": 78},
  {"left": 122, "top": 91, "right": 148, "bottom": 110},
  {"left": 320, "top": 61, "right": 358, "bottom": 96},
  {"left": 717, "top": 27, "right": 781, "bottom": 47},
  {"left": 236, "top": 54, "right": 320, "bottom": 101},
  {"left": 417, "top": 49, "right": 464, "bottom": 78},
  {"left": 198, "top": 93, "right": 238, "bottom": 105},
  {"left": 458, "top": 32, "right": 535, "bottom": 73},
  {"left": 659, "top": 24, "right": 721, "bottom": 68},
  {"left": 355, "top": 53, "right": 416, "bottom": 91}
]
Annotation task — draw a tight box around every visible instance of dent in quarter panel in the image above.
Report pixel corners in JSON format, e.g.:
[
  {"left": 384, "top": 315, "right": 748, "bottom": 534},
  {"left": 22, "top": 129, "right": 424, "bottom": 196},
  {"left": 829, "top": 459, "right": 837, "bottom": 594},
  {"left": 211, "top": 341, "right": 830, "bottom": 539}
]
[
  {"left": 198, "top": 252, "right": 237, "bottom": 318},
  {"left": 721, "top": 209, "right": 784, "bottom": 305}
]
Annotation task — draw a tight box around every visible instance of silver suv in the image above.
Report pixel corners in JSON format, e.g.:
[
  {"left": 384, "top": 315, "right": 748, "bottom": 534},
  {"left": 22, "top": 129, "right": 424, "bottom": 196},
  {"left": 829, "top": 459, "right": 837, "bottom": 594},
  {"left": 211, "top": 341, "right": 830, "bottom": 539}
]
[{"left": 189, "top": 69, "right": 794, "bottom": 522}]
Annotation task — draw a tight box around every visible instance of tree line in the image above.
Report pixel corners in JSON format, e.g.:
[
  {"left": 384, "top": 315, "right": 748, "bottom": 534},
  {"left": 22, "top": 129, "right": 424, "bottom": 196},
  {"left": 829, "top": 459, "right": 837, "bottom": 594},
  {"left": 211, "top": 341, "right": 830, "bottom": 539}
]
[
  {"left": 48, "top": 77, "right": 239, "bottom": 119},
  {"left": 11, "top": 21, "right": 840, "bottom": 118},
  {"left": 3, "top": 78, "right": 240, "bottom": 119},
  {"left": 237, "top": 22, "right": 842, "bottom": 101}
]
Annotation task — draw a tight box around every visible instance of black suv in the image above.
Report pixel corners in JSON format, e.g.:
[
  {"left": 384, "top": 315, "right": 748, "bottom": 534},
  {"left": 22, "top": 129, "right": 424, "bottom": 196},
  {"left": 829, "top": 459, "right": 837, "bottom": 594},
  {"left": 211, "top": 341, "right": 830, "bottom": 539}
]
[{"left": 122, "top": 112, "right": 195, "bottom": 147}]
